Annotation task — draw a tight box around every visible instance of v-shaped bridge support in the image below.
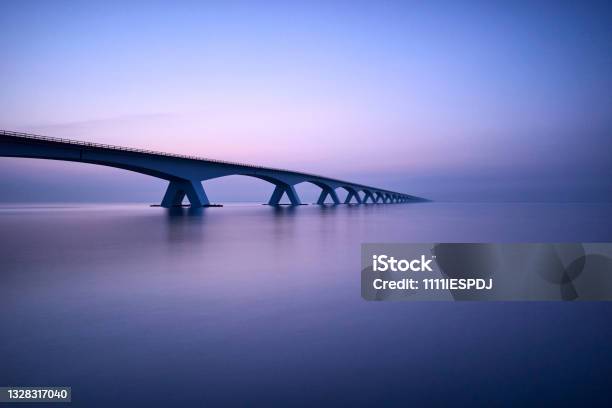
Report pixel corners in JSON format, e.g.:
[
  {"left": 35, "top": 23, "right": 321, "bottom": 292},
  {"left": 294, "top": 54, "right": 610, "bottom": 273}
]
[
  {"left": 362, "top": 190, "right": 375, "bottom": 203},
  {"left": 161, "top": 179, "right": 210, "bottom": 207},
  {"left": 317, "top": 186, "right": 340, "bottom": 204},
  {"left": 268, "top": 183, "right": 302, "bottom": 205},
  {"left": 344, "top": 187, "right": 362, "bottom": 204}
]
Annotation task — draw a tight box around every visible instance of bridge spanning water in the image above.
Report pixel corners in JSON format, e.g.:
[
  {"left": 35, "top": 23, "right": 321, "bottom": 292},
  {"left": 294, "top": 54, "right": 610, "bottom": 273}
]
[{"left": 0, "top": 130, "right": 425, "bottom": 207}]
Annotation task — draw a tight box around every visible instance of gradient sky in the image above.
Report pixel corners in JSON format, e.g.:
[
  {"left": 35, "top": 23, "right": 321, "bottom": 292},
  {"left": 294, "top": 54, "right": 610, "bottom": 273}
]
[{"left": 1, "top": 0, "right": 611, "bottom": 202}]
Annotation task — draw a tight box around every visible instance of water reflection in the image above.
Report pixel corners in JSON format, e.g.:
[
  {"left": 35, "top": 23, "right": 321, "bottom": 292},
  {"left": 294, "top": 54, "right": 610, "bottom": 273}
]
[{"left": 164, "top": 207, "right": 207, "bottom": 243}]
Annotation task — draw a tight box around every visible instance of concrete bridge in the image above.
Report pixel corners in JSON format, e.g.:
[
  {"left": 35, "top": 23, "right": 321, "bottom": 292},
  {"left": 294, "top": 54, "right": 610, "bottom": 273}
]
[{"left": 0, "top": 130, "right": 426, "bottom": 207}]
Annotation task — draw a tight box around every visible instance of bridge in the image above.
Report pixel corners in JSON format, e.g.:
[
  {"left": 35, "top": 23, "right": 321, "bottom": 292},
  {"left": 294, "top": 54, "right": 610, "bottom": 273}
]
[{"left": 0, "top": 130, "right": 426, "bottom": 207}]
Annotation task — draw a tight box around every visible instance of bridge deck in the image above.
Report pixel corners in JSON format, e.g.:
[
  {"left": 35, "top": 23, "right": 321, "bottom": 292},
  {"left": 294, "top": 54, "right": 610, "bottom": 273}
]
[
  {"left": 1, "top": 129, "right": 427, "bottom": 206},
  {"left": 1, "top": 129, "right": 406, "bottom": 195}
]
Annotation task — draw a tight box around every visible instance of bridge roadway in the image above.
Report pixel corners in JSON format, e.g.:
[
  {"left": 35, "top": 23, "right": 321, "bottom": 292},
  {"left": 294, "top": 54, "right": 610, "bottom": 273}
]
[{"left": 0, "top": 130, "right": 426, "bottom": 207}]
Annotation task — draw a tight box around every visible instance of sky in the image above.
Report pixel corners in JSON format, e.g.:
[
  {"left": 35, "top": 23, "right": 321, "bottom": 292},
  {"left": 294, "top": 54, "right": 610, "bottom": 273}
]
[{"left": 1, "top": 0, "right": 611, "bottom": 202}]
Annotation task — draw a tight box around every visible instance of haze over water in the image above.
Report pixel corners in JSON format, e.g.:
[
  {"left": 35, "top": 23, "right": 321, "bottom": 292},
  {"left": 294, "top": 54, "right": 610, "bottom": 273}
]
[{"left": 2, "top": 202, "right": 612, "bottom": 406}]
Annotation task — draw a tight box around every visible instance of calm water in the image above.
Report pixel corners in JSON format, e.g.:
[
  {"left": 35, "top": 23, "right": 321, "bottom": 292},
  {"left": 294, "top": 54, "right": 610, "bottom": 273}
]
[{"left": 1, "top": 202, "right": 612, "bottom": 407}]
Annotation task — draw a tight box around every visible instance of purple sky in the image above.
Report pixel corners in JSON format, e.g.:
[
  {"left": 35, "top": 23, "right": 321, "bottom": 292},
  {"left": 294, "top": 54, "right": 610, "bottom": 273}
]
[{"left": 1, "top": 1, "right": 611, "bottom": 202}]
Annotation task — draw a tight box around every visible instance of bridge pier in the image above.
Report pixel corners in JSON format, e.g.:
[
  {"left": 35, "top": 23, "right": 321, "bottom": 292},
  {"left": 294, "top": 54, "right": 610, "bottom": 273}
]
[
  {"left": 362, "top": 190, "right": 375, "bottom": 203},
  {"left": 161, "top": 179, "right": 210, "bottom": 207},
  {"left": 316, "top": 186, "right": 340, "bottom": 205},
  {"left": 268, "top": 183, "right": 302, "bottom": 205},
  {"left": 344, "top": 187, "right": 362, "bottom": 204}
]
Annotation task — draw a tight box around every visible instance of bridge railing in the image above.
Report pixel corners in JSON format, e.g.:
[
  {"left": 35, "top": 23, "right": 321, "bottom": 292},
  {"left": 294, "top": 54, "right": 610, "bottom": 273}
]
[
  {"left": 0, "top": 129, "right": 401, "bottom": 195},
  {"left": 0, "top": 129, "right": 296, "bottom": 172}
]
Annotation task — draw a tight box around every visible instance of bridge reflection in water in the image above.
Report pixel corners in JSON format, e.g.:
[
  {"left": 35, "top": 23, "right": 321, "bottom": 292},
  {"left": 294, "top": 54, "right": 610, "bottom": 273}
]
[{"left": 0, "top": 130, "right": 426, "bottom": 207}]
